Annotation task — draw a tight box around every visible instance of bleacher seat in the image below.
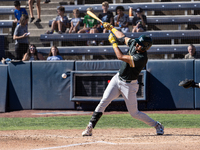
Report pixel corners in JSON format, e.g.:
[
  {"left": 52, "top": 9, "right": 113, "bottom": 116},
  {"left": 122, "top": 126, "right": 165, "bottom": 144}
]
[
  {"left": 0, "top": 6, "right": 26, "bottom": 15},
  {"left": 0, "top": 20, "right": 13, "bottom": 28},
  {"left": 49, "top": 15, "right": 200, "bottom": 28},
  {"left": 61, "top": 2, "right": 200, "bottom": 13},
  {"left": 36, "top": 44, "right": 200, "bottom": 55},
  {"left": 40, "top": 30, "right": 200, "bottom": 42}
]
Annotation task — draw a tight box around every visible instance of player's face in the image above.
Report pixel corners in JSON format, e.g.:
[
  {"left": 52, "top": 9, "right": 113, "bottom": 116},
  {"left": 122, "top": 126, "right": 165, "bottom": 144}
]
[{"left": 135, "top": 43, "right": 144, "bottom": 52}]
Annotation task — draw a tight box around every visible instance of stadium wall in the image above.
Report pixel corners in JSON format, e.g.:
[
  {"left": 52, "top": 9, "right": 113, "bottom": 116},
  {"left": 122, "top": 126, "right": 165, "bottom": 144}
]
[{"left": 0, "top": 60, "right": 198, "bottom": 111}]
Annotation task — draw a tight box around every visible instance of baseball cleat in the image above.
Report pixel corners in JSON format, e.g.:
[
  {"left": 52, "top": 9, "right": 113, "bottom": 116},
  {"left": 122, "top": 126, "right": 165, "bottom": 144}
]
[
  {"left": 155, "top": 121, "right": 164, "bottom": 135},
  {"left": 82, "top": 124, "right": 93, "bottom": 136}
]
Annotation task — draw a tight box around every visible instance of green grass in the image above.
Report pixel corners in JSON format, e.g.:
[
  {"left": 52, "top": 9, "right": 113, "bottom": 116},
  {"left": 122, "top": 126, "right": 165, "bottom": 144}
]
[{"left": 0, "top": 114, "right": 200, "bottom": 131}]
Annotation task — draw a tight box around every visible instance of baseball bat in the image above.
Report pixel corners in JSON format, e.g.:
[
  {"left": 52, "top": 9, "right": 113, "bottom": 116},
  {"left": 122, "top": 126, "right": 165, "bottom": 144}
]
[{"left": 87, "top": 10, "right": 103, "bottom": 23}]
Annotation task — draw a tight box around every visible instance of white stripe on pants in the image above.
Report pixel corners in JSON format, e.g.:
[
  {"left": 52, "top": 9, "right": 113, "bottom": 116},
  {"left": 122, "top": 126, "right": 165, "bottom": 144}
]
[{"left": 95, "top": 73, "right": 157, "bottom": 127}]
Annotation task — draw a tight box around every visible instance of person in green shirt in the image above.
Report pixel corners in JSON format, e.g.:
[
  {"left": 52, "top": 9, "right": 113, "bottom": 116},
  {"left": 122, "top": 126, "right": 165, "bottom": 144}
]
[{"left": 78, "top": 7, "right": 98, "bottom": 45}]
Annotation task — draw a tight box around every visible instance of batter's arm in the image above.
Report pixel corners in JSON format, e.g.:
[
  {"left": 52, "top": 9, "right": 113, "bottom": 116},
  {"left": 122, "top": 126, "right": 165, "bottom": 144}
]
[
  {"left": 108, "top": 32, "right": 134, "bottom": 67},
  {"left": 113, "top": 47, "right": 135, "bottom": 67}
]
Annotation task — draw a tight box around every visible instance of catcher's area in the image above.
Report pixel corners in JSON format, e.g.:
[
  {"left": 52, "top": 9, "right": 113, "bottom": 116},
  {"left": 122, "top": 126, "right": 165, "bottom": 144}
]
[{"left": 0, "top": 110, "right": 200, "bottom": 150}]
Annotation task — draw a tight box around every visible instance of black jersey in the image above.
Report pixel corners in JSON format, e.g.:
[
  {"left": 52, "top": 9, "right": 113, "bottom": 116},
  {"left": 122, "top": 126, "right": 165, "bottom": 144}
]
[
  {"left": 132, "top": 14, "right": 147, "bottom": 31},
  {"left": 98, "top": 11, "right": 114, "bottom": 24},
  {"left": 119, "top": 39, "right": 148, "bottom": 80}
]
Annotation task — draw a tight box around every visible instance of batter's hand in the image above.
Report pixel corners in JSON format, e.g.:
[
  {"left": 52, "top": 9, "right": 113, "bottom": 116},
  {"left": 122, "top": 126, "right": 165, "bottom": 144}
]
[
  {"left": 108, "top": 33, "right": 118, "bottom": 48},
  {"left": 103, "top": 22, "right": 113, "bottom": 30}
]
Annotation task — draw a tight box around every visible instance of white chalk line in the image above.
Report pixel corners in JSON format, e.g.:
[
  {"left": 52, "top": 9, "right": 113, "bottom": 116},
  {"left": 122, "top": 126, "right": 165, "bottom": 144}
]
[
  {"left": 31, "top": 141, "right": 117, "bottom": 150},
  {"left": 0, "top": 134, "right": 79, "bottom": 139}
]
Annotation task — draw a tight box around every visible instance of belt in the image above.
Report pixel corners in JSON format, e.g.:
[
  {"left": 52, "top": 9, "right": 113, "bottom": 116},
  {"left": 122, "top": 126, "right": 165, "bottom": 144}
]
[{"left": 118, "top": 75, "right": 135, "bottom": 83}]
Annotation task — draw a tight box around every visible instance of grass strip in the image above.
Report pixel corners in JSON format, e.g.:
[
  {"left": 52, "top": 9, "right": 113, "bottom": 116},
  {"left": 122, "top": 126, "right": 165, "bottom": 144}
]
[{"left": 0, "top": 114, "right": 199, "bottom": 130}]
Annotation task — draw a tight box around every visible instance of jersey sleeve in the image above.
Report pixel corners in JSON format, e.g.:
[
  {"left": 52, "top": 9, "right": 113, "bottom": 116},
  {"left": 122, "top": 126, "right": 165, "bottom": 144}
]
[{"left": 127, "top": 38, "right": 135, "bottom": 47}]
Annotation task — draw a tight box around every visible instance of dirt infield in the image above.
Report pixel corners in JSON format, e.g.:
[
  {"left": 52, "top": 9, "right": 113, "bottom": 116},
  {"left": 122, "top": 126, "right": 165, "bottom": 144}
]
[
  {"left": 0, "top": 129, "right": 200, "bottom": 150},
  {"left": 0, "top": 110, "right": 200, "bottom": 150}
]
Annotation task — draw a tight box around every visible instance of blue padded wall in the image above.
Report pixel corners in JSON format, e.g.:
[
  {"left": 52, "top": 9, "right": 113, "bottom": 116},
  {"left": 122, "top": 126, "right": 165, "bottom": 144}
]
[
  {"left": 32, "top": 61, "right": 75, "bottom": 109},
  {"left": 0, "top": 65, "right": 7, "bottom": 112},
  {"left": 75, "top": 60, "right": 122, "bottom": 71},
  {"left": 147, "top": 60, "right": 194, "bottom": 109},
  {"left": 8, "top": 62, "right": 31, "bottom": 110},
  {"left": 195, "top": 60, "right": 200, "bottom": 109}
]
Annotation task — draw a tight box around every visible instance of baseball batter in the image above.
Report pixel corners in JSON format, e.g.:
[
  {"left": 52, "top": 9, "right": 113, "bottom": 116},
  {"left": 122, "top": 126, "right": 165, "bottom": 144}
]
[{"left": 82, "top": 22, "right": 164, "bottom": 136}]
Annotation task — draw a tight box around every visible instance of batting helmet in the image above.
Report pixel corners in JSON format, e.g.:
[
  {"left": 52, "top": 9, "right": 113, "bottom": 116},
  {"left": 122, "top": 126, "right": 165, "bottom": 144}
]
[{"left": 135, "top": 35, "right": 153, "bottom": 51}]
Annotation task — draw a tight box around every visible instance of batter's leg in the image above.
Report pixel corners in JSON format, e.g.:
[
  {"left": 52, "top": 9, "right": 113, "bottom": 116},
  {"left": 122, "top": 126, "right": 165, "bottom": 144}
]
[
  {"left": 82, "top": 74, "right": 121, "bottom": 136},
  {"left": 120, "top": 81, "right": 157, "bottom": 127},
  {"left": 120, "top": 81, "right": 164, "bottom": 135},
  {"left": 95, "top": 73, "right": 121, "bottom": 113}
]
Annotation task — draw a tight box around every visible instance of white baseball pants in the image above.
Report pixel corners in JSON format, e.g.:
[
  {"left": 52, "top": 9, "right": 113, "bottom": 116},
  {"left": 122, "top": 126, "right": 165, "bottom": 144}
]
[{"left": 95, "top": 73, "right": 157, "bottom": 127}]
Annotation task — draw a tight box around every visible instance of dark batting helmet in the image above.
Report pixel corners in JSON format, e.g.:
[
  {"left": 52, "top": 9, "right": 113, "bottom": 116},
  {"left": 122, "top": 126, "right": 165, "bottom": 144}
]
[{"left": 135, "top": 35, "right": 153, "bottom": 51}]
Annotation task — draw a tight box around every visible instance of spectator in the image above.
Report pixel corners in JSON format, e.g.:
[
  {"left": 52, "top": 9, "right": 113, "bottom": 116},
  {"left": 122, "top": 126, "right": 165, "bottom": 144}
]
[
  {"left": 46, "top": 6, "right": 69, "bottom": 34},
  {"left": 12, "top": 1, "right": 28, "bottom": 36},
  {"left": 47, "top": 46, "right": 63, "bottom": 61},
  {"left": 132, "top": 7, "right": 147, "bottom": 33},
  {"left": 185, "top": 44, "right": 200, "bottom": 59},
  {"left": 14, "top": 1, "right": 28, "bottom": 25},
  {"left": 78, "top": 7, "right": 98, "bottom": 45},
  {"left": 98, "top": 1, "right": 114, "bottom": 46},
  {"left": 29, "top": 0, "right": 41, "bottom": 23},
  {"left": 114, "top": 6, "right": 129, "bottom": 33},
  {"left": 78, "top": 7, "right": 98, "bottom": 34},
  {"left": 22, "top": 44, "right": 44, "bottom": 61},
  {"left": 13, "top": 14, "right": 29, "bottom": 60},
  {"left": 66, "top": 9, "right": 81, "bottom": 33}
]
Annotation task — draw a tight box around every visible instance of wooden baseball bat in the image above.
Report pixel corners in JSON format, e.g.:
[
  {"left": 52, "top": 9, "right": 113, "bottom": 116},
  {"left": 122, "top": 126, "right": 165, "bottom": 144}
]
[{"left": 87, "top": 10, "right": 103, "bottom": 23}]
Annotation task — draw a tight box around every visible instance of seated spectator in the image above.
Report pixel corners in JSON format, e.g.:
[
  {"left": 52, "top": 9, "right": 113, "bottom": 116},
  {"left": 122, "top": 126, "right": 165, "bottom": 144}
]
[
  {"left": 185, "top": 44, "right": 200, "bottom": 59},
  {"left": 29, "top": 0, "right": 41, "bottom": 23},
  {"left": 98, "top": 1, "right": 114, "bottom": 46},
  {"left": 12, "top": 1, "right": 28, "bottom": 36},
  {"left": 22, "top": 44, "right": 44, "bottom": 61},
  {"left": 132, "top": 7, "right": 147, "bottom": 33},
  {"left": 66, "top": 9, "right": 81, "bottom": 33},
  {"left": 47, "top": 46, "right": 63, "bottom": 61},
  {"left": 13, "top": 14, "right": 29, "bottom": 60},
  {"left": 114, "top": 6, "right": 129, "bottom": 33},
  {"left": 78, "top": 7, "right": 98, "bottom": 45},
  {"left": 46, "top": 6, "right": 69, "bottom": 34}
]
